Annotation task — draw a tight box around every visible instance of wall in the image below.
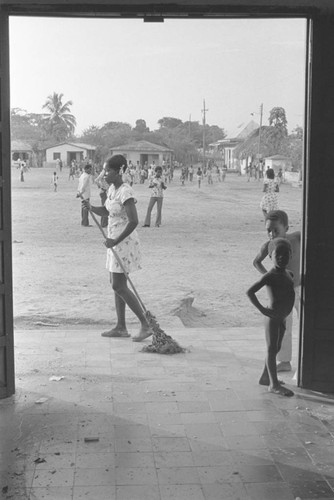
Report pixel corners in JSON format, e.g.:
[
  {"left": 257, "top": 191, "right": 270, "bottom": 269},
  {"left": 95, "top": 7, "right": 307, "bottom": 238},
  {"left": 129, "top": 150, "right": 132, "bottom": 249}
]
[{"left": 46, "top": 144, "right": 85, "bottom": 163}]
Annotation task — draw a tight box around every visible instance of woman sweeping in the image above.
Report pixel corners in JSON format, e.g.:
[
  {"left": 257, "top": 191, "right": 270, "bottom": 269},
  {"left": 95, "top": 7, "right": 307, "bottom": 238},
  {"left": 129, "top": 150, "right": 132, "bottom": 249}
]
[{"left": 83, "top": 154, "right": 152, "bottom": 342}]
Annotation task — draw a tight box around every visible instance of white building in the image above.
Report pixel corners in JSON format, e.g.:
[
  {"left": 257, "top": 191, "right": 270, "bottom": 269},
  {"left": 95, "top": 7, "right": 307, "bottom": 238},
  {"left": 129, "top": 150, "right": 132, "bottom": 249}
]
[
  {"left": 209, "top": 120, "right": 259, "bottom": 170},
  {"left": 111, "top": 140, "right": 173, "bottom": 167},
  {"left": 11, "top": 140, "right": 35, "bottom": 168},
  {"left": 44, "top": 142, "right": 96, "bottom": 167}
]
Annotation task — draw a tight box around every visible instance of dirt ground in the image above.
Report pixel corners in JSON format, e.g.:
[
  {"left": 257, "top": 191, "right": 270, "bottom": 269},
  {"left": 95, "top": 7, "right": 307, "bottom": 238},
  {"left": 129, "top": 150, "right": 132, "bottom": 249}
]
[{"left": 11, "top": 166, "right": 302, "bottom": 333}]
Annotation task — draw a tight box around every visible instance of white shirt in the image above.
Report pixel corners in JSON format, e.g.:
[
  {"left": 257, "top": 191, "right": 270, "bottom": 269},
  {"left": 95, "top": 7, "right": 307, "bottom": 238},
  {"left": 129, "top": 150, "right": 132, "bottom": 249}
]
[{"left": 77, "top": 172, "right": 91, "bottom": 199}]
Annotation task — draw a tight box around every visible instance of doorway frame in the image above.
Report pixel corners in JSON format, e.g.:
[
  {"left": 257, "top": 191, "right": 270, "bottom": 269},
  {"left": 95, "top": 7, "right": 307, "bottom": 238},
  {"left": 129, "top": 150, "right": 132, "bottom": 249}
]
[{"left": 1, "top": 0, "right": 333, "bottom": 396}]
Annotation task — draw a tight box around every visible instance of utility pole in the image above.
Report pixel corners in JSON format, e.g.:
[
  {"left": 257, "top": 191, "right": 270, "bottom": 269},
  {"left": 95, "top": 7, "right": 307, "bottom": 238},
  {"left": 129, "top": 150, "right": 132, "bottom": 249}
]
[
  {"left": 202, "top": 99, "right": 208, "bottom": 169},
  {"left": 188, "top": 114, "right": 192, "bottom": 164},
  {"left": 257, "top": 103, "right": 263, "bottom": 159}
]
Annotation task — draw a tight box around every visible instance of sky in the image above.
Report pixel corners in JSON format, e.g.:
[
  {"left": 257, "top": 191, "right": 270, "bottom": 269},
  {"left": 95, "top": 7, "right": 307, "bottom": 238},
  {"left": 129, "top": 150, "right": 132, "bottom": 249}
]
[{"left": 9, "top": 17, "right": 307, "bottom": 136}]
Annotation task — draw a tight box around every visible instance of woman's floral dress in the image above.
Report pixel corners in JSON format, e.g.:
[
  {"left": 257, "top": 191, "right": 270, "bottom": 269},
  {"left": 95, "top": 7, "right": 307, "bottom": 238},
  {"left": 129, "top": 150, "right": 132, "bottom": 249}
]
[
  {"left": 105, "top": 183, "right": 141, "bottom": 274},
  {"left": 260, "top": 179, "right": 279, "bottom": 213}
]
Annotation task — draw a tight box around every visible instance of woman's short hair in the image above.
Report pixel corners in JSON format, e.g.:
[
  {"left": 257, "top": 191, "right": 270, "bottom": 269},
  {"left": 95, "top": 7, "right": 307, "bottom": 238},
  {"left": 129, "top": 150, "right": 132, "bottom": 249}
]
[{"left": 105, "top": 155, "right": 127, "bottom": 173}]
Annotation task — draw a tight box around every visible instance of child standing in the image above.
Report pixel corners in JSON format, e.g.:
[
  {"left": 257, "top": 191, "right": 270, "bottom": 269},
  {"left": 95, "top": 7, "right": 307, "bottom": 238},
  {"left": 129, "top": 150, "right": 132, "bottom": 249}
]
[
  {"left": 52, "top": 171, "right": 58, "bottom": 192},
  {"left": 188, "top": 165, "right": 194, "bottom": 182},
  {"left": 196, "top": 167, "right": 203, "bottom": 188},
  {"left": 253, "top": 210, "right": 301, "bottom": 373},
  {"left": 260, "top": 168, "right": 279, "bottom": 217},
  {"left": 180, "top": 166, "right": 186, "bottom": 186},
  {"left": 247, "top": 238, "right": 295, "bottom": 397}
]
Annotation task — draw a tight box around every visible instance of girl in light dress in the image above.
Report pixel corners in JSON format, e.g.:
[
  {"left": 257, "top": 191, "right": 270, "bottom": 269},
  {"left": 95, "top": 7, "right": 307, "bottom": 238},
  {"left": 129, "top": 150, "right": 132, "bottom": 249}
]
[
  {"left": 83, "top": 155, "right": 152, "bottom": 342},
  {"left": 260, "top": 168, "right": 279, "bottom": 216}
]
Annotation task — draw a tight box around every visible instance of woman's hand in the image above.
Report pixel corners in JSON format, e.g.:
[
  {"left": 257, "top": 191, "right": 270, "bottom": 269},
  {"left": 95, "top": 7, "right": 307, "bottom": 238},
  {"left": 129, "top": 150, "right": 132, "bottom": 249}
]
[
  {"left": 81, "top": 199, "right": 91, "bottom": 210},
  {"left": 104, "top": 238, "right": 117, "bottom": 248}
]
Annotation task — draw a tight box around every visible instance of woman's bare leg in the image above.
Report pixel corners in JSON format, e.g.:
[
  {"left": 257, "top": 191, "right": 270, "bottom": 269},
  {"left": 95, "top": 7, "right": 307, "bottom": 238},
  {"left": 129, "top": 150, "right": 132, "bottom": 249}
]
[
  {"left": 112, "top": 273, "right": 152, "bottom": 341},
  {"left": 114, "top": 292, "right": 126, "bottom": 329},
  {"left": 101, "top": 276, "right": 130, "bottom": 337}
]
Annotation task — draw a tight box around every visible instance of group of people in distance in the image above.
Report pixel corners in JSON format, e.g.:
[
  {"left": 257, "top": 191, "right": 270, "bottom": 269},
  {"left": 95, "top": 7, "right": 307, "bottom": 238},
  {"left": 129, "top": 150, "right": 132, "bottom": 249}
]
[
  {"left": 180, "top": 163, "right": 227, "bottom": 187},
  {"left": 78, "top": 154, "right": 300, "bottom": 398}
]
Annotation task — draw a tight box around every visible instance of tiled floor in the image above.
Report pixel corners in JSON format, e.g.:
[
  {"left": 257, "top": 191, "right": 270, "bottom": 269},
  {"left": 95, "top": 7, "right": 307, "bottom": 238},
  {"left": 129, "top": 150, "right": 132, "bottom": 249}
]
[{"left": 1, "top": 325, "right": 334, "bottom": 499}]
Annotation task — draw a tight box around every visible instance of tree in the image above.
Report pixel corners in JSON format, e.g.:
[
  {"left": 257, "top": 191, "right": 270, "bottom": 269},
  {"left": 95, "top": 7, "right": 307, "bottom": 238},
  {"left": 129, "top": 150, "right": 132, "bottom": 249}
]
[
  {"left": 99, "top": 121, "right": 132, "bottom": 147},
  {"left": 281, "top": 125, "right": 304, "bottom": 172},
  {"left": 11, "top": 108, "right": 46, "bottom": 142},
  {"left": 77, "top": 116, "right": 226, "bottom": 165},
  {"left": 158, "top": 117, "right": 183, "bottom": 129},
  {"left": 81, "top": 125, "right": 103, "bottom": 145},
  {"left": 133, "top": 119, "right": 149, "bottom": 134},
  {"left": 269, "top": 106, "right": 288, "bottom": 132},
  {"left": 78, "top": 121, "right": 133, "bottom": 161},
  {"left": 290, "top": 125, "right": 303, "bottom": 140},
  {"left": 267, "top": 107, "right": 288, "bottom": 153},
  {"left": 42, "top": 92, "right": 76, "bottom": 142}
]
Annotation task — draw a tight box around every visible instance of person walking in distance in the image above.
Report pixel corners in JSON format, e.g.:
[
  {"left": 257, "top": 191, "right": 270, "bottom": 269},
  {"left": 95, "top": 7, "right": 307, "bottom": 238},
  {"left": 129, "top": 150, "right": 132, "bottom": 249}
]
[
  {"left": 51, "top": 171, "right": 58, "bottom": 192},
  {"left": 76, "top": 164, "right": 92, "bottom": 226},
  {"left": 19, "top": 159, "right": 26, "bottom": 182},
  {"left": 189, "top": 165, "right": 194, "bottom": 182},
  {"left": 69, "top": 163, "right": 76, "bottom": 181},
  {"left": 142, "top": 166, "right": 167, "bottom": 228},
  {"left": 196, "top": 166, "right": 203, "bottom": 188}
]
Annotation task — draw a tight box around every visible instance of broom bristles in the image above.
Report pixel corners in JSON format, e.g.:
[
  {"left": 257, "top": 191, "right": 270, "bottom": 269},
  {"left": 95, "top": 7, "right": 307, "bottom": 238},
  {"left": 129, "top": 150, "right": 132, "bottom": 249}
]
[{"left": 141, "top": 310, "right": 185, "bottom": 354}]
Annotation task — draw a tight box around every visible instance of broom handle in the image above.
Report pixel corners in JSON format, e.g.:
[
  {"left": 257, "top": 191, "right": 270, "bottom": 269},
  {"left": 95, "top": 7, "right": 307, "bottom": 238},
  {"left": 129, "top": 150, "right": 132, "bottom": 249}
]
[{"left": 79, "top": 194, "right": 147, "bottom": 313}]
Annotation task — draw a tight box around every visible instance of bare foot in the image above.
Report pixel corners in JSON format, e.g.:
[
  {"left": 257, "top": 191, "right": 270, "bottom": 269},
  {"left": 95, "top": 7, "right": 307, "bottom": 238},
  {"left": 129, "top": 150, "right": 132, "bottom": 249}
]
[
  {"left": 268, "top": 384, "right": 294, "bottom": 397},
  {"left": 259, "top": 376, "right": 285, "bottom": 386},
  {"left": 132, "top": 325, "right": 153, "bottom": 342},
  {"left": 101, "top": 327, "right": 130, "bottom": 338},
  {"left": 277, "top": 361, "right": 292, "bottom": 372}
]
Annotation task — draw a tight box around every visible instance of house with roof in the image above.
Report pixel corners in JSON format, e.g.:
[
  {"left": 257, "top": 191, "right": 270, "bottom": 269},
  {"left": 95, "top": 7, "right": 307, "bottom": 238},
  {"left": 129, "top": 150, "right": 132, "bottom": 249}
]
[
  {"left": 264, "top": 154, "right": 292, "bottom": 172},
  {"left": 209, "top": 120, "right": 259, "bottom": 170},
  {"left": 11, "top": 140, "right": 36, "bottom": 168},
  {"left": 44, "top": 142, "right": 96, "bottom": 167},
  {"left": 110, "top": 140, "right": 173, "bottom": 167},
  {"left": 233, "top": 126, "right": 297, "bottom": 176}
]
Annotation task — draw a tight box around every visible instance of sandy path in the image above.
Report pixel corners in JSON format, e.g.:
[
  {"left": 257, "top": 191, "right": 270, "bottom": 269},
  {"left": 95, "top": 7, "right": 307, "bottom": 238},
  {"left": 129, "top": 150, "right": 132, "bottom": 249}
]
[{"left": 11, "top": 167, "right": 302, "bottom": 332}]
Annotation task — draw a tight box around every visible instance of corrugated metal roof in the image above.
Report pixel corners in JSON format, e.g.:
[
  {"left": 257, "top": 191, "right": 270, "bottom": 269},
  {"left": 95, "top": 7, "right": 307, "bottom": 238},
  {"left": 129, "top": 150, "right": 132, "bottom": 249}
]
[
  {"left": 70, "top": 142, "right": 96, "bottom": 150},
  {"left": 265, "top": 154, "right": 290, "bottom": 160},
  {"left": 225, "top": 120, "right": 260, "bottom": 140},
  {"left": 111, "top": 140, "right": 172, "bottom": 153},
  {"left": 45, "top": 142, "right": 96, "bottom": 151}
]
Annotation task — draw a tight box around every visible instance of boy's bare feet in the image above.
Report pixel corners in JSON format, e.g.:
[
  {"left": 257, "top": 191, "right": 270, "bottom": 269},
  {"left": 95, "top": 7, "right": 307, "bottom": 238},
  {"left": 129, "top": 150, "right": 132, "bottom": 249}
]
[
  {"left": 277, "top": 361, "right": 292, "bottom": 372},
  {"left": 268, "top": 384, "right": 294, "bottom": 397},
  {"left": 101, "top": 327, "right": 130, "bottom": 338},
  {"left": 132, "top": 325, "right": 153, "bottom": 342}
]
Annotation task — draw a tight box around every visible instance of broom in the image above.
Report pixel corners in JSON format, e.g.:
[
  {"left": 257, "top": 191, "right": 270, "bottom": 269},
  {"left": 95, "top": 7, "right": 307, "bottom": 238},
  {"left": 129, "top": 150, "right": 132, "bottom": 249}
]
[{"left": 79, "top": 195, "right": 185, "bottom": 354}]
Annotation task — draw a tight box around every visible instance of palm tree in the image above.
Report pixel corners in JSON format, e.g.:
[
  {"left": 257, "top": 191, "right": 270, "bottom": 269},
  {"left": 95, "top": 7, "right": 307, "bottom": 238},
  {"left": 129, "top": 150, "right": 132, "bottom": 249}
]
[{"left": 42, "top": 92, "right": 76, "bottom": 142}]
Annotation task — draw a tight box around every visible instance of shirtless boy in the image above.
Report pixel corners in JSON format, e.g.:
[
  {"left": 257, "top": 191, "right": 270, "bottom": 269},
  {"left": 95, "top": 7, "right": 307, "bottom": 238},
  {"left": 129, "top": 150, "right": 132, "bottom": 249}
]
[
  {"left": 253, "top": 210, "right": 301, "bottom": 372},
  {"left": 247, "top": 238, "right": 295, "bottom": 397}
]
